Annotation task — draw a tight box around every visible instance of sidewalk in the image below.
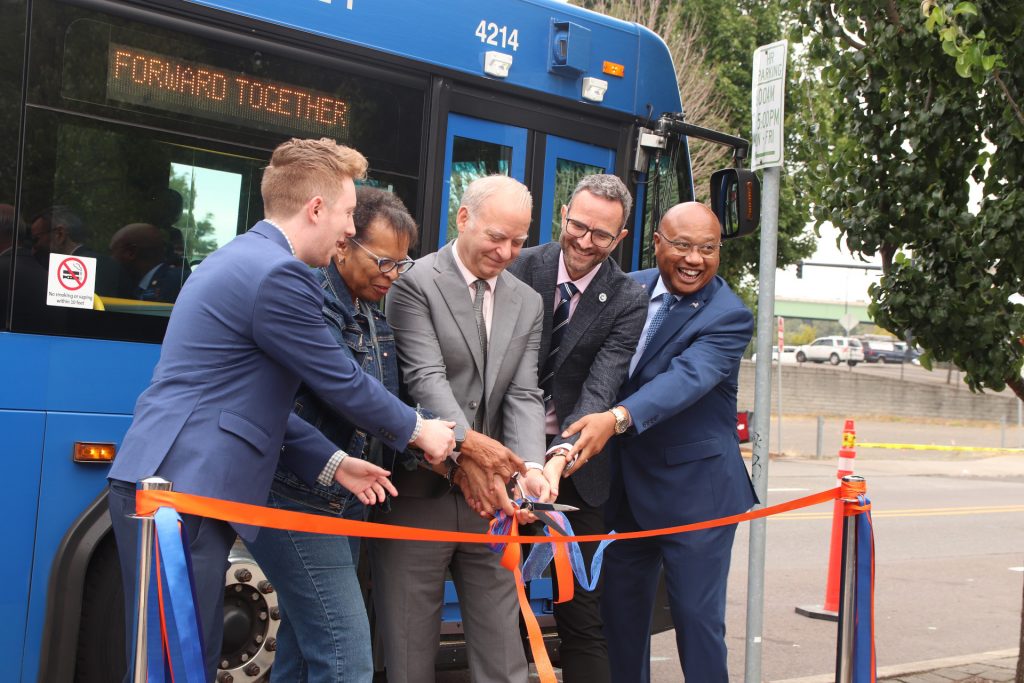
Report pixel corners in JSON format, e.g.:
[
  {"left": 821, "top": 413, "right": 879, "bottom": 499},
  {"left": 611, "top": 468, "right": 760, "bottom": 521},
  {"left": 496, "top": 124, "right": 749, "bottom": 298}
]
[
  {"left": 877, "top": 649, "right": 1019, "bottom": 682},
  {"left": 772, "top": 649, "right": 1020, "bottom": 683}
]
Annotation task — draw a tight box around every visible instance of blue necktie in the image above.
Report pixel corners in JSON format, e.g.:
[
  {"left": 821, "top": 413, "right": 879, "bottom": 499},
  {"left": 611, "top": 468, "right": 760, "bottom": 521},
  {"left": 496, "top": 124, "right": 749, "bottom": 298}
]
[
  {"left": 642, "top": 293, "right": 674, "bottom": 352},
  {"left": 541, "top": 281, "right": 578, "bottom": 405}
]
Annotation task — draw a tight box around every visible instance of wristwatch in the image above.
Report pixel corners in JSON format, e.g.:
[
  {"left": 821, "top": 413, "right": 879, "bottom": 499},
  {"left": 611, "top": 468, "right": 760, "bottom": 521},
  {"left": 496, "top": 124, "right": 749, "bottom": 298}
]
[{"left": 610, "top": 406, "right": 630, "bottom": 435}]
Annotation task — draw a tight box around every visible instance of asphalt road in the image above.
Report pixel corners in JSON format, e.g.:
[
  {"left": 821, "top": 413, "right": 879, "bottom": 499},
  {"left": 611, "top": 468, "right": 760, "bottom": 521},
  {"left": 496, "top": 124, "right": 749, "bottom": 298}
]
[
  {"left": 719, "top": 456, "right": 1024, "bottom": 682},
  {"left": 437, "top": 453, "right": 1024, "bottom": 682}
]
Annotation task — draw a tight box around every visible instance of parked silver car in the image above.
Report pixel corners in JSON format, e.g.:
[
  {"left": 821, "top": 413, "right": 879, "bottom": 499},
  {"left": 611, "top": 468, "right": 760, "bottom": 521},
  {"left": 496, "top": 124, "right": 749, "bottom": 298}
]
[{"left": 795, "top": 336, "right": 864, "bottom": 366}]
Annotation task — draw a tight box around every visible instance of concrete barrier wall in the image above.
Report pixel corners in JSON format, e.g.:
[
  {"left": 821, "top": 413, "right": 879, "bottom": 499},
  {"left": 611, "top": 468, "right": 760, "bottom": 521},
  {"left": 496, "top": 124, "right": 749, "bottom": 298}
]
[{"left": 737, "top": 361, "right": 1020, "bottom": 423}]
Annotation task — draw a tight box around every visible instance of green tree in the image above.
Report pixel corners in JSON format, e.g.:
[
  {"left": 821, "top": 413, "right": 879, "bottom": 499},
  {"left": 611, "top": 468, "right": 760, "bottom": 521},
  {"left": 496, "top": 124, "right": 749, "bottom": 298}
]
[
  {"left": 583, "top": 0, "right": 816, "bottom": 301},
  {"left": 792, "top": 0, "right": 1024, "bottom": 404},
  {"left": 793, "top": 5, "right": 1023, "bottom": 674},
  {"left": 169, "top": 168, "right": 219, "bottom": 262}
]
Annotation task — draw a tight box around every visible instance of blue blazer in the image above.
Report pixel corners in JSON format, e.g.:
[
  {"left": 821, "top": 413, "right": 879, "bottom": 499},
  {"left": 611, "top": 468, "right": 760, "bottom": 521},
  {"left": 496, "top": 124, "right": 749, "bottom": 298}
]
[
  {"left": 109, "top": 222, "right": 417, "bottom": 535},
  {"left": 607, "top": 270, "right": 757, "bottom": 531}
]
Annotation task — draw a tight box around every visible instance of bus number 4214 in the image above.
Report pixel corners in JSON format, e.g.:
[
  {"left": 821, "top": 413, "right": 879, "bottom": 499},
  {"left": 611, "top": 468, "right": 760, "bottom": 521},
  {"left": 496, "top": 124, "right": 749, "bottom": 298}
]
[{"left": 475, "top": 20, "right": 519, "bottom": 51}]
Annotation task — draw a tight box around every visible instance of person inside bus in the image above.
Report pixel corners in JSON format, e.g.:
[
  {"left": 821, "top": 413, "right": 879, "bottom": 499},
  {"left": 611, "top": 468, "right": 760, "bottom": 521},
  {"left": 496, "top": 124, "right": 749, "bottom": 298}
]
[
  {"left": 109, "top": 222, "right": 188, "bottom": 302},
  {"left": 28, "top": 205, "right": 122, "bottom": 296},
  {"left": 506, "top": 173, "right": 648, "bottom": 683},
  {"left": 106, "top": 137, "right": 456, "bottom": 681},
  {"left": 374, "top": 174, "right": 550, "bottom": 683},
  {"left": 244, "top": 186, "right": 419, "bottom": 682}
]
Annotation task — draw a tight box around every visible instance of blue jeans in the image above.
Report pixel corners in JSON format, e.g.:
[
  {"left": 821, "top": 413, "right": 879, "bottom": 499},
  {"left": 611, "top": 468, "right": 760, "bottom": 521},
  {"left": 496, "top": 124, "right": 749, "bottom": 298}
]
[{"left": 244, "top": 483, "right": 371, "bottom": 683}]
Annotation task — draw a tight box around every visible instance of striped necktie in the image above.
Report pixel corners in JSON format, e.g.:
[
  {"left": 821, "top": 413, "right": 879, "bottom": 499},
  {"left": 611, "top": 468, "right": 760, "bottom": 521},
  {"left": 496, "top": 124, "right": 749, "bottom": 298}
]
[{"left": 540, "top": 281, "right": 578, "bottom": 405}]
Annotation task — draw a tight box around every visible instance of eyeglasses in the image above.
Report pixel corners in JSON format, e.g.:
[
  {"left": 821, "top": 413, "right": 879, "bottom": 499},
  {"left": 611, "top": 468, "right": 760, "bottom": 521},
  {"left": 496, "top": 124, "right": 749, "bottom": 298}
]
[
  {"left": 656, "top": 231, "right": 721, "bottom": 257},
  {"left": 563, "top": 217, "right": 618, "bottom": 248},
  {"left": 349, "top": 238, "right": 415, "bottom": 274}
]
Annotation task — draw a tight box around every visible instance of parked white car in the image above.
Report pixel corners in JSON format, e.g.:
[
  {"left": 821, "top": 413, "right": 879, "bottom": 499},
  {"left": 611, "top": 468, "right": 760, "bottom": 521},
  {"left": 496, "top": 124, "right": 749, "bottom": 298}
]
[
  {"left": 795, "top": 336, "right": 863, "bottom": 366},
  {"left": 751, "top": 345, "right": 799, "bottom": 365}
]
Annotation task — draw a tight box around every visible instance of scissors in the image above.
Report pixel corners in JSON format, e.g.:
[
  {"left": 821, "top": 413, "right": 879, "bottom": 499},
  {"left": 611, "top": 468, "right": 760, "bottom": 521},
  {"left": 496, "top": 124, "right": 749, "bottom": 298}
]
[{"left": 510, "top": 472, "right": 579, "bottom": 513}]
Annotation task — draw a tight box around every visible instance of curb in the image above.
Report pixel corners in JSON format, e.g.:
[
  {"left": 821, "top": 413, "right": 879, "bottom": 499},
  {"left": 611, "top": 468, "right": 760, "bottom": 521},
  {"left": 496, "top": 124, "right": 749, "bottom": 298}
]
[{"left": 770, "top": 648, "right": 1019, "bottom": 683}]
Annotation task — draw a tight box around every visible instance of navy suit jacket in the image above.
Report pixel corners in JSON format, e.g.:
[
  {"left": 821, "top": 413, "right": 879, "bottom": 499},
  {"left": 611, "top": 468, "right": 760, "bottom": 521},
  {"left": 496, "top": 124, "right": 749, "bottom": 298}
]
[
  {"left": 606, "top": 270, "right": 757, "bottom": 531},
  {"left": 109, "top": 222, "right": 416, "bottom": 536}
]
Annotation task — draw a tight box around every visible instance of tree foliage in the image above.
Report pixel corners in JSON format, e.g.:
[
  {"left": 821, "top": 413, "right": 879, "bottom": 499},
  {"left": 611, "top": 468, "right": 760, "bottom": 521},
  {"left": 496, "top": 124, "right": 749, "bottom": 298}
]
[
  {"left": 792, "top": 0, "right": 1024, "bottom": 400},
  {"left": 581, "top": 0, "right": 816, "bottom": 296}
]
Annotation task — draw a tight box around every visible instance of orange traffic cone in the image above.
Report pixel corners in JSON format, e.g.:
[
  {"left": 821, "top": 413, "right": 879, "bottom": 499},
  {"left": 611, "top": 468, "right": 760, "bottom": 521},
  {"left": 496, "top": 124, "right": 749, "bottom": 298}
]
[{"left": 795, "top": 419, "right": 857, "bottom": 621}]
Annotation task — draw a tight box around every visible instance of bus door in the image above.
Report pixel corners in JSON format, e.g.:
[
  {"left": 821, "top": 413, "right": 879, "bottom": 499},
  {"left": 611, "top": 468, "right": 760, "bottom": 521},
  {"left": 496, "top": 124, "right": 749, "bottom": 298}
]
[
  {"left": 438, "top": 113, "right": 527, "bottom": 249},
  {"left": 537, "top": 135, "right": 615, "bottom": 245}
]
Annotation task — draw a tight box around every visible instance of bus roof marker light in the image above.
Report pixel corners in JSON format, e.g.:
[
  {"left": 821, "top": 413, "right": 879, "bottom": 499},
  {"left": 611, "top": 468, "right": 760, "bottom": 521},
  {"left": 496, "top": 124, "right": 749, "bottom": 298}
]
[
  {"left": 484, "top": 51, "right": 513, "bottom": 78},
  {"left": 602, "top": 61, "right": 625, "bottom": 77},
  {"left": 582, "top": 77, "right": 608, "bottom": 103}
]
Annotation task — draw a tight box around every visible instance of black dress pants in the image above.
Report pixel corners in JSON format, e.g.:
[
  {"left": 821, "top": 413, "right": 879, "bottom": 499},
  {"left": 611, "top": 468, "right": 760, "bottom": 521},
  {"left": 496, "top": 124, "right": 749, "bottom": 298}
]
[{"left": 550, "top": 475, "right": 610, "bottom": 683}]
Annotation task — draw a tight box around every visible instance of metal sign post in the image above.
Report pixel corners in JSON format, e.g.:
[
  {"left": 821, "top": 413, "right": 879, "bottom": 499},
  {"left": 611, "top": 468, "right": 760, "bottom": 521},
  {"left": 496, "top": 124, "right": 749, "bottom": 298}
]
[{"left": 744, "top": 39, "right": 787, "bottom": 683}]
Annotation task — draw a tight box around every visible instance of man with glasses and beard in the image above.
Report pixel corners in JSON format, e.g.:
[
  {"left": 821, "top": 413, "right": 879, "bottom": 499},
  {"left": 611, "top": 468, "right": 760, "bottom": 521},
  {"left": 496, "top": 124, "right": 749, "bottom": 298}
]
[{"left": 507, "top": 174, "right": 646, "bottom": 682}]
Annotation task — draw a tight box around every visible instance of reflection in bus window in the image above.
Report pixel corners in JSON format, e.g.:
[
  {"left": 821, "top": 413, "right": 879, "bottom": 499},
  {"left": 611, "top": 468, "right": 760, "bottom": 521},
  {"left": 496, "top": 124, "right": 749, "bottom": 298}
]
[
  {"left": 550, "top": 158, "right": 604, "bottom": 242},
  {"left": 170, "top": 163, "right": 243, "bottom": 266},
  {"left": 446, "top": 137, "right": 512, "bottom": 243},
  {"left": 641, "top": 153, "right": 692, "bottom": 269}
]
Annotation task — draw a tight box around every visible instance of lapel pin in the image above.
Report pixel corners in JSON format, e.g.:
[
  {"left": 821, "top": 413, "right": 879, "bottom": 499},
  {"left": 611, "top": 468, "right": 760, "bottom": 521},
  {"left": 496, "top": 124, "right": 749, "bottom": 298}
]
[
  {"left": 598, "top": 292, "right": 607, "bottom": 302},
  {"left": 691, "top": 301, "right": 700, "bottom": 308}
]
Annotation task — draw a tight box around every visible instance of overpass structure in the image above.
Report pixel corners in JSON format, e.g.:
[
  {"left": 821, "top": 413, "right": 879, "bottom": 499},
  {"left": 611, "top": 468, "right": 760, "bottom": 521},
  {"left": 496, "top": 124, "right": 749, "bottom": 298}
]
[{"left": 773, "top": 299, "right": 873, "bottom": 325}]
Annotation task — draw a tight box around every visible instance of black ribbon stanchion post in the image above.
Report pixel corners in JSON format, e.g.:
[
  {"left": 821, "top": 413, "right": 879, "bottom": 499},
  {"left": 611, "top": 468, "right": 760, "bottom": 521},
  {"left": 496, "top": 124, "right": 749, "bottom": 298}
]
[{"left": 130, "top": 476, "right": 172, "bottom": 683}]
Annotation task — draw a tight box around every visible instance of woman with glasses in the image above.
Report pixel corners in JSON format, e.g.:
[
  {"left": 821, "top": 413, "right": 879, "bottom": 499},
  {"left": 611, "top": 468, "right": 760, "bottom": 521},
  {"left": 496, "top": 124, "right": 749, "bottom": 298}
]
[{"left": 245, "top": 186, "right": 418, "bottom": 683}]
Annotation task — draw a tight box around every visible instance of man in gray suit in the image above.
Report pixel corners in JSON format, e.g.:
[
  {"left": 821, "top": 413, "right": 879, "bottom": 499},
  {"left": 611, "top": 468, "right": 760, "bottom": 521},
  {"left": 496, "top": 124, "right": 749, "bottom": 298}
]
[
  {"left": 373, "top": 175, "right": 550, "bottom": 683},
  {"left": 508, "top": 174, "right": 647, "bottom": 682}
]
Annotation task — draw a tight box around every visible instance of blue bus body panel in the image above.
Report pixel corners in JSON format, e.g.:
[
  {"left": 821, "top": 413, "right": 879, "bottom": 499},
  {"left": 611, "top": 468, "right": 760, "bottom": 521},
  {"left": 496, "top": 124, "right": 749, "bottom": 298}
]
[
  {"left": 179, "top": 0, "right": 682, "bottom": 116},
  {"left": 1, "top": 410, "right": 45, "bottom": 682},
  {"left": 0, "top": 333, "right": 158, "bottom": 681},
  {"left": 21, "top": 411, "right": 135, "bottom": 683},
  {"left": 0, "top": 333, "right": 160, "bottom": 413}
]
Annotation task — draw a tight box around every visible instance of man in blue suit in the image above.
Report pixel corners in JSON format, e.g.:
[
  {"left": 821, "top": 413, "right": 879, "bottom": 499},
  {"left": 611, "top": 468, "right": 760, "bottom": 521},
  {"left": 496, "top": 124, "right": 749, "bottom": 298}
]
[
  {"left": 107, "top": 138, "right": 455, "bottom": 680},
  {"left": 564, "top": 201, "right": 755, "bottom": 682}
]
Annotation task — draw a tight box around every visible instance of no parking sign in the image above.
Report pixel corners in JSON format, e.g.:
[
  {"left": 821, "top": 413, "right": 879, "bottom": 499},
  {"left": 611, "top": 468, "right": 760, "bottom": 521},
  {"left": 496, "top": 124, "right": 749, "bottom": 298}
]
[{"left": 47, "top": 253, "right": 97, "bottom": 309}]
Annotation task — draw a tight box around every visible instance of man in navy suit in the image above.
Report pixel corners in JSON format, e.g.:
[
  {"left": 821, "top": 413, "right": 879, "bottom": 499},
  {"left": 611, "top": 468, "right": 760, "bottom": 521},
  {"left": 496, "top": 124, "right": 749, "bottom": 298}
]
[
  {"left": 564, "top": 202, "right": 755, "bottom": 682},
  {"left": 107, "top": 138, "right": 455, "bottom": 680}
]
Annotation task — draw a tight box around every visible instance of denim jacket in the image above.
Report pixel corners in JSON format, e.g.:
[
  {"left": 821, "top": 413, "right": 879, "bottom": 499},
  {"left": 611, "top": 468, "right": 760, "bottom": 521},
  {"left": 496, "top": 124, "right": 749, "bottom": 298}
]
[{"left": 273, "top": 265, "right": 401, "bottom": 507}]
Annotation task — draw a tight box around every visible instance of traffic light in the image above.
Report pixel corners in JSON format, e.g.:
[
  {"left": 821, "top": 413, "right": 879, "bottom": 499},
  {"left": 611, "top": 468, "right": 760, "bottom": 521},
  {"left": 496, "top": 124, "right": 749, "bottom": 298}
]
[{"left": 796, "top": 262, "right": 804, "bottom": 278}]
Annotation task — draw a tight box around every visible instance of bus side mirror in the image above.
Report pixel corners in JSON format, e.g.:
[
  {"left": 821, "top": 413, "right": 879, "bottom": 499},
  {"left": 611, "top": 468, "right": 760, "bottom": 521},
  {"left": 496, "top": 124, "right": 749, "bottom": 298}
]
[{"left": 710, "top": 167, "right": 760, "bottom": 239}]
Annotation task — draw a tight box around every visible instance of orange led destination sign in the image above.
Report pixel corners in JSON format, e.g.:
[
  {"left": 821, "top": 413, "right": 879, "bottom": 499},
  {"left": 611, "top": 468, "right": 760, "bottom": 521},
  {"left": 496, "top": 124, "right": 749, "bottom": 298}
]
[{"left": 107, "top": 44, "right": 350, "bottom": 137}]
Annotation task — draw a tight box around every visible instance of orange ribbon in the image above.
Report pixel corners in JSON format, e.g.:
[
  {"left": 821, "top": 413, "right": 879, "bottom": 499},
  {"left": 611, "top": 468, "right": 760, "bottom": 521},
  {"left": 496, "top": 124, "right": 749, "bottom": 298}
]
[
  {"left": 136, "top": 486, "right": 841, "bottom": 544},
  {"left": 497, "top": 524, "right": 558, "bottom": 682},
  {"left": 840, "top": 478, "right": 871, "bottom": 515},
  {"left": 135, "top": 486, "right": 846, "bottom": 683}
]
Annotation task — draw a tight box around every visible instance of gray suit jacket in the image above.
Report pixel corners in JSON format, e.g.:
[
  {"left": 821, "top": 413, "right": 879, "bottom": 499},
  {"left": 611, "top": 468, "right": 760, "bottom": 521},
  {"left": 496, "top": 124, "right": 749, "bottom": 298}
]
[
  {"left": 386, "top": 242, "right": 546, "bottom": 497},
  {"left": 508, "top": 242, "right": 647, "bottom": 506}
]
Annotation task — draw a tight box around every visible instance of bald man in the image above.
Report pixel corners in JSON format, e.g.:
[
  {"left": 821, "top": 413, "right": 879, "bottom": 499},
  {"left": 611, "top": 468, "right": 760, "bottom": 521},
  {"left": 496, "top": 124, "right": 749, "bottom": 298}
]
[
  {"left": 110, "top": 222, "right": 187, "bottom": 302},
  {"left": 563, "top": 202, "right": 756, "bottom": 682}
]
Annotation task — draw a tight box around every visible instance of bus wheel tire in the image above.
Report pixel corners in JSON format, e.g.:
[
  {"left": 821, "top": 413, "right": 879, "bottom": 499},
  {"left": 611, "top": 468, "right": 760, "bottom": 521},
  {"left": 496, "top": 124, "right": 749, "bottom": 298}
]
[{"left": 75, "top": 534, "right": 127, "bottom": 682}]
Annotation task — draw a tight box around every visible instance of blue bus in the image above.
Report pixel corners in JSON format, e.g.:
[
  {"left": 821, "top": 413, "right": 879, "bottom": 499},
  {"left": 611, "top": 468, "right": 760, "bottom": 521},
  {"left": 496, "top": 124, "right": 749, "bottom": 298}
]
[{"left": 0, "top": 0, "right": 756, "bottom": 680}]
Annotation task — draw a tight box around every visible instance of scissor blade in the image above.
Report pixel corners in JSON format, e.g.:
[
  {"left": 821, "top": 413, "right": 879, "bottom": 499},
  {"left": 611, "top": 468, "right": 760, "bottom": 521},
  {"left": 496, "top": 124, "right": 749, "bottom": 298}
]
[{"left": 528, "top": 501, "right": 580, "bottom": 512}]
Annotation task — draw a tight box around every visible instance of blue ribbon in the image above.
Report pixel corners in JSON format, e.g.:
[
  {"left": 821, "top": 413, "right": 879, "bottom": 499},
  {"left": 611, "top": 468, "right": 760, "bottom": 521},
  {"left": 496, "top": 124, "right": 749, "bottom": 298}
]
[
  {"left": 852, "top": 494, "right": 876, "bottom": 682},
  {"left": 488, "top": 501, "right": 614, "bottom": 592},
  {"left": 144, "top": 507, "right": 208, "bottom": 683}
]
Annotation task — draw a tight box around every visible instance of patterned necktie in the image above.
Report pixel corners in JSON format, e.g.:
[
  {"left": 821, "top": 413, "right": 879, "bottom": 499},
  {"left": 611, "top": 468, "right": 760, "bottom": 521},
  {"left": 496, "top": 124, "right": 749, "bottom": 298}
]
[
  {"left": 472, "top": 279, "right": 488, "bottom": 431},
  {"left": 642, "top": 293, "right": 674, "bottom": 353},
  {"left": 540, "top": 281, "right": 578, "bottom": 405},
  {"left": 472, "top": 279, "right": 489, "bottom": 360}
]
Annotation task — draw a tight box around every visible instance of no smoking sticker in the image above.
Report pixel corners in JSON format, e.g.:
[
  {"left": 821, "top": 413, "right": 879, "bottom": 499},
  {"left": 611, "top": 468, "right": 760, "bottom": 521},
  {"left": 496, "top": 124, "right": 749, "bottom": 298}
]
[{"left": 47, "top": 253, "right": 97, "bottom": 309}]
